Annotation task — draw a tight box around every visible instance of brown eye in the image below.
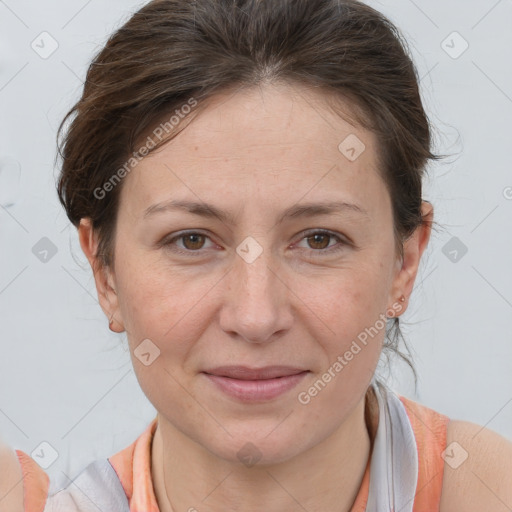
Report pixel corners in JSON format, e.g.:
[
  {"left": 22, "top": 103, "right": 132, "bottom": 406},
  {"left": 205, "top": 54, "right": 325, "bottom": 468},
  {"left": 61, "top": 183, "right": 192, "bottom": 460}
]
[
  {"left": 160, "top": 231, "right": 215, "bottom": 256},
  {"left": 295, "top": 229, "right": 349, "bottom": 257},
  {"left": 181, "top": 233, "right": 206, "bottom": 250},
  {"left": 306, "top": 233, "right": 332, "bottom": 250}
]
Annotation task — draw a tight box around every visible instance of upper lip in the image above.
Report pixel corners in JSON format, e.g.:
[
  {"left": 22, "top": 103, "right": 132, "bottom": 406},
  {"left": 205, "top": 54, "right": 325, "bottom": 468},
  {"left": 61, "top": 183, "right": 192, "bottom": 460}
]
[{"left": 203, "top": 365, "right": 308, "bottom": 380}]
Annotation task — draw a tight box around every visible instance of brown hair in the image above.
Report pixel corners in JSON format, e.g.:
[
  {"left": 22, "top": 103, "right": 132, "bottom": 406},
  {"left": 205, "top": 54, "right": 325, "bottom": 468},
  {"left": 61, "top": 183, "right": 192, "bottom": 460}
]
[{"left": 56, "top": 0, "right": 442, "bottom": 383}]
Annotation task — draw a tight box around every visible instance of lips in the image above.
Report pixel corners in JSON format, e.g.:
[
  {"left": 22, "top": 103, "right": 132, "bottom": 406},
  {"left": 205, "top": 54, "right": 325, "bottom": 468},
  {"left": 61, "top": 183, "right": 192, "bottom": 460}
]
[
  {"left": 202, "top": 365, "right": 307, "bottom": 380},
  {"left": 202, "top": 366, "right": 310, "bottom": 402}
]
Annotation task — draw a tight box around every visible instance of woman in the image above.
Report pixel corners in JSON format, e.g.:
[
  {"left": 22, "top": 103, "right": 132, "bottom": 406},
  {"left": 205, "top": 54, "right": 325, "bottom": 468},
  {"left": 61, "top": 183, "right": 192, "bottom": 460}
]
[{"left": 2, "top": 0, "right": 511, "bottom": 510}]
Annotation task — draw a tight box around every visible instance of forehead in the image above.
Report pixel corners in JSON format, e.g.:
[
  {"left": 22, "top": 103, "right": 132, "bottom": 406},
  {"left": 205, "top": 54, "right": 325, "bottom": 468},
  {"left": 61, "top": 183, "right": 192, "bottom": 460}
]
[{"left": 121, "top": 82, "right": 387, "bottom": 217}]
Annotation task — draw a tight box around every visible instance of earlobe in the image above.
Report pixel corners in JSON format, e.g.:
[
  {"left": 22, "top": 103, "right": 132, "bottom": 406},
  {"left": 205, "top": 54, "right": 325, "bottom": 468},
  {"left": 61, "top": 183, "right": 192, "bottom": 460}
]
[{"left": 78, "top": 218, "right": 125, "bottom": 332}]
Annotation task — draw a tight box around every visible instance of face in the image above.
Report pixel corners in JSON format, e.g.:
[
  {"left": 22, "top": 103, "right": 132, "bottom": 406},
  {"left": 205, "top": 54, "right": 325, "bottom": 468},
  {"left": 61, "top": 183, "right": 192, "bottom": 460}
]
[{"left": 81, "top": 81, "right": 430, "bottom": 465}]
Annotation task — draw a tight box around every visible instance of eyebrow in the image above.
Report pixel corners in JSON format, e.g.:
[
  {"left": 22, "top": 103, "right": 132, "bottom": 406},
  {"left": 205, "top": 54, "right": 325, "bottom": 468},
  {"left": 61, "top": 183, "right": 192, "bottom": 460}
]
[{"left": 143, "top": 199, "right": 369, "bottom": 224}]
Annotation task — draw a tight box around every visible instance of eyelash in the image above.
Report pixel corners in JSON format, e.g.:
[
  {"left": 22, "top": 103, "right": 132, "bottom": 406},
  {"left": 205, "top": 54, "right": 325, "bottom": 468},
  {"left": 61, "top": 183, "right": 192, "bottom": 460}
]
[{"left": 160, "top": 229, "right": 350, "bottom": 257}]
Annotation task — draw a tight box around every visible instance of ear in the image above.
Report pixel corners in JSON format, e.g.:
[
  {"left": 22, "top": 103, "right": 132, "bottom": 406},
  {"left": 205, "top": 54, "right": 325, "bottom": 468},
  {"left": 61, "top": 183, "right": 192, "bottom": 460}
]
[
  {"left": 78, "top": 218, "right": 125, "bottom": 333},
  {"left": 387, "top": 201, "right": 433, "bottom": 316}
]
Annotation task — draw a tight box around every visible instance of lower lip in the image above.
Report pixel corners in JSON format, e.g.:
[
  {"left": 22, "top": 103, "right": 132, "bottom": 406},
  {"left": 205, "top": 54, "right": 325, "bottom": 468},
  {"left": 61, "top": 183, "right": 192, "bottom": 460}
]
[{"left": 203, "top": 371, "right": 310, "bottom": 402}]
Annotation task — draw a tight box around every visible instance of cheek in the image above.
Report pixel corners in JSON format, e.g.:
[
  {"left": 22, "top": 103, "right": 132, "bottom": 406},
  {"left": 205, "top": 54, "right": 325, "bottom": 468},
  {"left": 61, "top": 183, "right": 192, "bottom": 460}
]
[
  {"left": 323, "top": 262, "right": 392, "bottom": 329},
  {"left": 300, "top": 280, "right": 388, "bottom": 408},
  {"left": 114, "top": 252, "right": 187, "bottom": 339},
  {"left": 115, "top": 262, "right": 204, "bottom": 397},
  {"left": 307, "top": 261, "right": 392, "bottom": 373}
]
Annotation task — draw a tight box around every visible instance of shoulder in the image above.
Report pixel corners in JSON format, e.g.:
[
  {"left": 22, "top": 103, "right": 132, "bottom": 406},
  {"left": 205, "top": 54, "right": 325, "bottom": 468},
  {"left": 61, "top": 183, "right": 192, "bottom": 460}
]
[
  {"left": 0, "top": 439, "right": 25, "bottom": 512},
  {"left": 440, "top": 419, "right": 512, "bottom": 512}
]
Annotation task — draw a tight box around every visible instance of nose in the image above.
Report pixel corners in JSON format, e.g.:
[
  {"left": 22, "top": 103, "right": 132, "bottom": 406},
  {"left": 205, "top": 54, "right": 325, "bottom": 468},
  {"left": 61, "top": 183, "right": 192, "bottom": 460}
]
[{"left": 218, "top": 243, "right": 294, "bottom": 344}]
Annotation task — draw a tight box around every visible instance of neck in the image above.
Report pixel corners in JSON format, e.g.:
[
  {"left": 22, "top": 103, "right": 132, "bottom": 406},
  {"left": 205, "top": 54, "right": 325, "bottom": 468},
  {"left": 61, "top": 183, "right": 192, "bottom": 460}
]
[{"left": 151, "top": 388, "right": 378, "bottom": 512}]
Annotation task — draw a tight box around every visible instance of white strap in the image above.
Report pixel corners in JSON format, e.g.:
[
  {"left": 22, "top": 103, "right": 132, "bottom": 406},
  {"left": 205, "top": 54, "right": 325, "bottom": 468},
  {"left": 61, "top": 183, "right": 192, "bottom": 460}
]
[
  {"left": 365, "top": 379, "right": 419, "bottom": 512},
  {"left": 44, "top": 459, "right": 130, "bottom": 512}
]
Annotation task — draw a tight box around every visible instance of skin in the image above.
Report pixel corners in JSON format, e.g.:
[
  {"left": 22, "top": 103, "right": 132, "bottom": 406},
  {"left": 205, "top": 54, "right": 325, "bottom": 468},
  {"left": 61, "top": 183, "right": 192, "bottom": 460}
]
[
  {"left": 0, "top": 440, "right": 24, "bottom": 512},
  {"left": 441, "top": 420, "right": 512, "bottom": 511},
  {"left": 76, "top": 81, "right": 512, "bottom": 511}
]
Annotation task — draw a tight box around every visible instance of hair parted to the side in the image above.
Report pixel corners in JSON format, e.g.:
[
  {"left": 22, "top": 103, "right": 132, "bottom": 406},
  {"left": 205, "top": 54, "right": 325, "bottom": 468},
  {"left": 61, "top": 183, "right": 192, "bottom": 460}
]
[{"left": 55, "top": 0, "right": 444, "bottom": 386}]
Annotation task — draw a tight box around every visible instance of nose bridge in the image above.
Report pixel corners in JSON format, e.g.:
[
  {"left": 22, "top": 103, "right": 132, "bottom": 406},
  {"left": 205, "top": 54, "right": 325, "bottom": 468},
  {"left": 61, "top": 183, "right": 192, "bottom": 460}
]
[
  {"left": 220, "top": 236, "right": 291, "bottom": 343},
  {"left": 237, "top": 239, "right": 275, "bottom": 296}
]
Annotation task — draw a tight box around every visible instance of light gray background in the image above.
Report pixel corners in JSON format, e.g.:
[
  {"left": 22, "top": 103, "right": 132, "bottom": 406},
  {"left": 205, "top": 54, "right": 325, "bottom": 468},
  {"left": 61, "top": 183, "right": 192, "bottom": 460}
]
[{"left": 0, "top": 0, "right": 511, "bottom": 482}]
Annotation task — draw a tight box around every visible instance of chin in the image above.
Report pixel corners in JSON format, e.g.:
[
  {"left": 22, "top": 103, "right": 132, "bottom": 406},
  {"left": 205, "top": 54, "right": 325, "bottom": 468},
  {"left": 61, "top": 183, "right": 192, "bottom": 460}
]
[{"left": 199, "top": 424, "right": 315, "bottom": 468}]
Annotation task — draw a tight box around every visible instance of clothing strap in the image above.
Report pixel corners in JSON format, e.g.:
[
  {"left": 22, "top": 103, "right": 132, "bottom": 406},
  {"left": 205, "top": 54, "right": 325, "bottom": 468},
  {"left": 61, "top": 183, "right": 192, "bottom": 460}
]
[
  {"left": 365, "top": 378, "right": 419, "bottom": 511},
  {"left": 43, "top": 459, "right": 130, "bottom": 512}
]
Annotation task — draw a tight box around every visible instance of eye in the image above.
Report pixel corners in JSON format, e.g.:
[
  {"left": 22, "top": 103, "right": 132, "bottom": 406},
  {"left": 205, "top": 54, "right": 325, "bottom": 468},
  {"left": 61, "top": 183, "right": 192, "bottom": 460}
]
[
  {"left": 294, "top": 229, "right": 349, "bottom": 255},
  {"left": 160, "top": 231, "right": 215, "bottom": 256}
]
